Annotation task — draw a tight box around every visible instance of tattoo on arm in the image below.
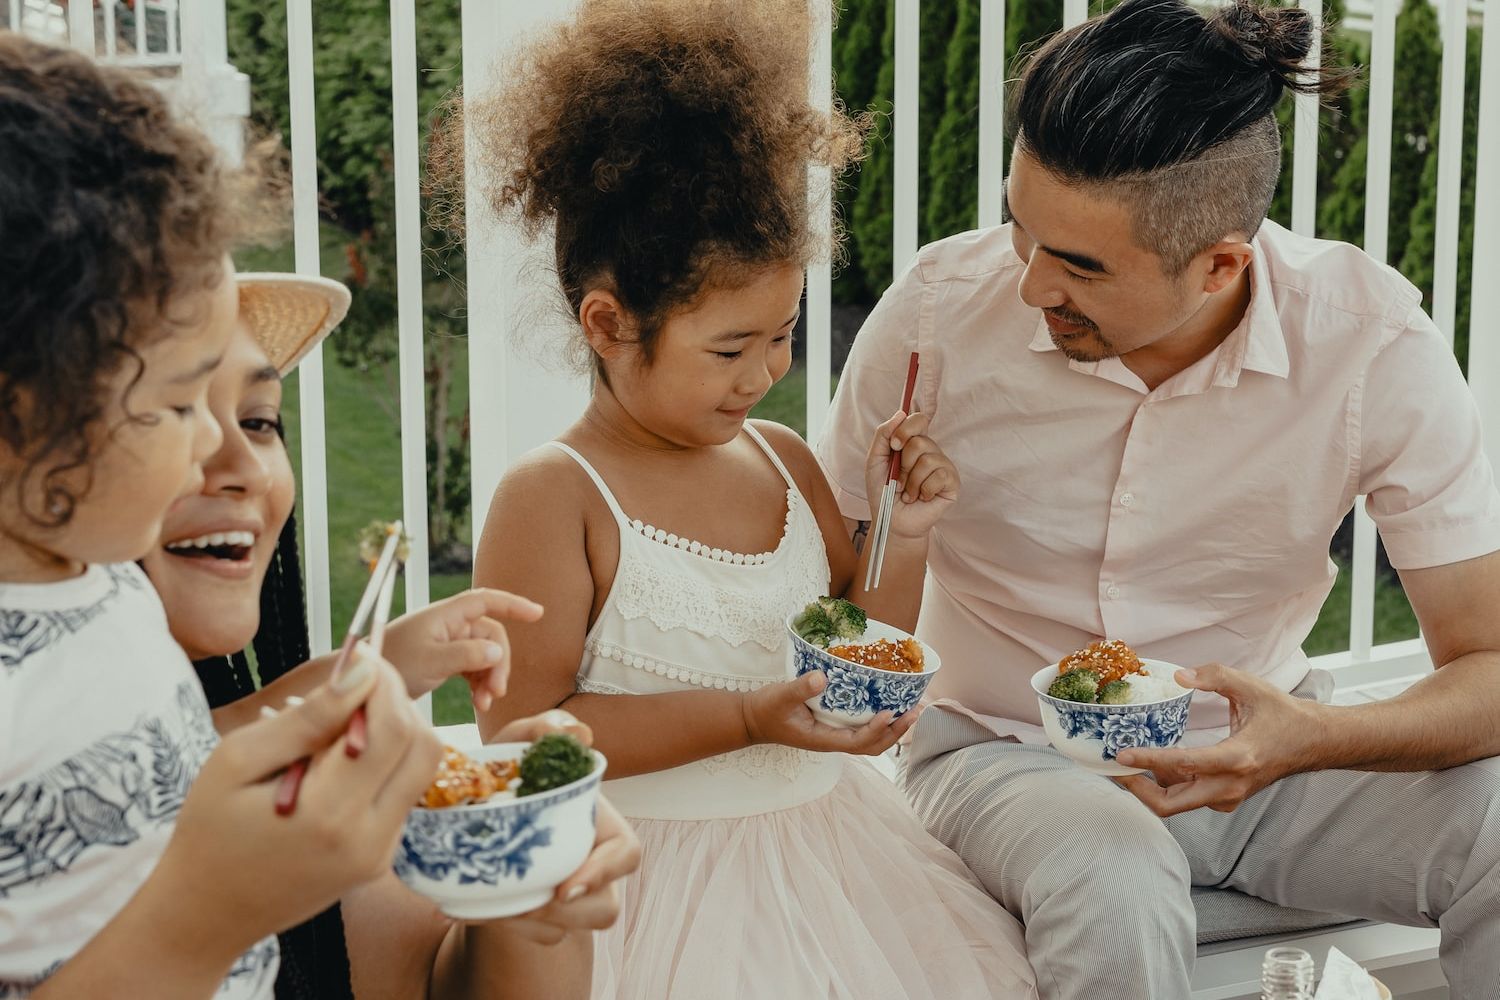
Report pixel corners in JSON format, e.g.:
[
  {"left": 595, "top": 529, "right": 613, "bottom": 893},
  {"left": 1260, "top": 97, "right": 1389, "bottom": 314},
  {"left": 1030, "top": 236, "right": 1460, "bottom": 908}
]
[{"left": 852, "top": 520, "right": 870, "bottom": 555}]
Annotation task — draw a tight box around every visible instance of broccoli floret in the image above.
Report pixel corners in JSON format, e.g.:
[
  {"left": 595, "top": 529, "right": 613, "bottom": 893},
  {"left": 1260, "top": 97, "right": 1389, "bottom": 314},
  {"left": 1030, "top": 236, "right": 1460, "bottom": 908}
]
[
  {"left": 1047, "top": 668, "right": 1101, "bottom": 703},
  {"left": 1097, "top": 679, "right": 1133, "bottom": 704},
  {"left": 816, "top": 596, "right": 868, "bottom": 642},
  {"left": 517, "top": 734, "right": 595, "bottom": 796},
  {"left": 792, "top": 602, "right": 838, "bottom": 646}
]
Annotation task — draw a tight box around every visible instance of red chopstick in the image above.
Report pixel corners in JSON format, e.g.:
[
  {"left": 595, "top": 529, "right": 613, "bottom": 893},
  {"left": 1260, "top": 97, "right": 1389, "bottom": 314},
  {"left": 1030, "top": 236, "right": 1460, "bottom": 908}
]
[
  {"left": 273, "top": 632, "right": 360, "bottom": 816},
  {"left": 885, "top": 352, "right": 921, "bottom": 484}
]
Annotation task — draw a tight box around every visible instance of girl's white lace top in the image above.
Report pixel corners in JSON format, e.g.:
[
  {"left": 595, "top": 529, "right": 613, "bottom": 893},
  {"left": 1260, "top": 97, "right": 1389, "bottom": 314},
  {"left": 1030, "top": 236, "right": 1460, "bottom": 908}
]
[{"left": 551, "top": 425, "right": 842, "bottom": 820}]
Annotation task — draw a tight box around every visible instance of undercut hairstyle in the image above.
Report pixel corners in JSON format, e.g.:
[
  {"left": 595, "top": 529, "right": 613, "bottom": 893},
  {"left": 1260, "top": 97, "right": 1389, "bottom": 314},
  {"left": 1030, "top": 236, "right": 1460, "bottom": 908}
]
[
  {"left": 434, "top": 0, "right": 863, "bottom": 374},
  {"left": 1013, "top": 0, "right": 1356, "bottom": 273},
  {"left": 0, "top": 33, "right": 279, "bottom": 527}
]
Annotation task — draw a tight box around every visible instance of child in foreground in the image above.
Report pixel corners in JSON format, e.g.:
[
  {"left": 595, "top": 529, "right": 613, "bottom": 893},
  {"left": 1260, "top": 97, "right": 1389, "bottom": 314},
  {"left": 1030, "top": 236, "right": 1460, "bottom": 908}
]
[
  {"left": 460, "top": 2, "right": 1037, "bottom": 996},
  {"left": 0, "top": 34, "right": 438, "bottom": 997}
]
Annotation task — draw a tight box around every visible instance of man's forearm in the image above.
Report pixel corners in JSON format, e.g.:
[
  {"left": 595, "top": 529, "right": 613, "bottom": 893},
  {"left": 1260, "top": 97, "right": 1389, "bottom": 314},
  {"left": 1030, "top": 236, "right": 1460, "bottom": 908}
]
[{"left": 1307, "top": 652, "right": 1500, "bottom": 772}]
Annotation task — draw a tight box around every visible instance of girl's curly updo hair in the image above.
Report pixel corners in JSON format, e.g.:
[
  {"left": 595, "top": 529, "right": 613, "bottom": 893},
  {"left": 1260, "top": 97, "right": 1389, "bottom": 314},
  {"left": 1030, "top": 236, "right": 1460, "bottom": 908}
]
[
  {"left": 447, "top": 0, "right": 862, "bottom": 369},
  {"left": 0, "top": 34, "right": 277, "bottom": 527}
]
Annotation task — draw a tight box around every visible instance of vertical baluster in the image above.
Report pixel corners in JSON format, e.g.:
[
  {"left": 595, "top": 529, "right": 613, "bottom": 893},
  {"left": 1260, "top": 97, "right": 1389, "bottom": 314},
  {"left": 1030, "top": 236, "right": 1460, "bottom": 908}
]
[
  {"left": 1468, "top": 0, "right": 1500, "bottom": 469},
  {"left": 805, "top": 0, "right": 834, "bottom": 446},
  {"left": 977, "top": 0, "right": 1007, "bottom": 229},
  {"left": 388, "top": 0, "right": 430, "bottom": 618},
  {"left": 1350, "top": 0, "right": 1399, "bottom": 662},
  {"left": 1290, "top": 0, "right": 1321, "bottom": 237},
  {"left": 287, "top": 0, "right": 333, "bottom": 654},
  {"left": 67, "top": 0, "right": 95, "bottom": 55},
  {"left": 1431, "top": 0, "right": 1469, "bottom": 345},
  {"left": 893, "top": 0, "right": 919, "bottom": 276}
]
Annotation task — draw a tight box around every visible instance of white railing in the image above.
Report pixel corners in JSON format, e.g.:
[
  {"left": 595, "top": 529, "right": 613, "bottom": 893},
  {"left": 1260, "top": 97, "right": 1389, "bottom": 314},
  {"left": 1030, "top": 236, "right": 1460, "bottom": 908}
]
[
  {"left": 6, "top": 0, "right": 185, "bottom": 67},
  {"left": 27, "top": 0, "right": 1494, "bottom": 687},
  {"left": 292, "top": 0, "right": 1498, "bottom": 689},
  {"left": 15, "top": 1, "right": 249, "bottom": 164}
]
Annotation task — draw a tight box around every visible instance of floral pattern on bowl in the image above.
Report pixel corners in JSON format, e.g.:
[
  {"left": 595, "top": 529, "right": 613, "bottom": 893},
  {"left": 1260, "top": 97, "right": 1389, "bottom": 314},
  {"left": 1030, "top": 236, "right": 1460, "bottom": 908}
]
[
  {"left": 1052, "top": 697, "right": 1190, "bottom": 760},
  {"left": 786, "top": 615, "right": 940, "bottom": 729},
  {"left": 393, "top": 743, "right": 605, "bottom": 919},
  {"left": 1029, "top": 661, "right": 1192, "bottom": 776},
  {"left": 395, "top": 778, "right": 599, "bottom": 886}
]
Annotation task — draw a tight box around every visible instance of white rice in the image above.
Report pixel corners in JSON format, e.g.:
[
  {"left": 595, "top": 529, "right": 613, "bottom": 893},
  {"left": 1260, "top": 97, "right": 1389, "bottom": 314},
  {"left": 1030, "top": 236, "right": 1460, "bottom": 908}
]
[{"left": 1116, "top": 669, "right": 1187, "bottom": 704}]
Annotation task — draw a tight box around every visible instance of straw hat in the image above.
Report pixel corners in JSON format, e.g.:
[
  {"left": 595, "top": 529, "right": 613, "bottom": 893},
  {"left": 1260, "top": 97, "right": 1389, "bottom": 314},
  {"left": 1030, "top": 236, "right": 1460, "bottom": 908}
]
[{"left": 236, "top": 273, "right": 352, "bottom": 375}]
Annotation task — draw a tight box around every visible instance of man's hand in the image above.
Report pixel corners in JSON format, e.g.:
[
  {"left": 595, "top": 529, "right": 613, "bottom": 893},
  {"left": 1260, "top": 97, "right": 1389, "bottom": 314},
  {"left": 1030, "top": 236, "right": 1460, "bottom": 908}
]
[{"left": 1114, "top": 664, "right": 1321, "bottom": 817}]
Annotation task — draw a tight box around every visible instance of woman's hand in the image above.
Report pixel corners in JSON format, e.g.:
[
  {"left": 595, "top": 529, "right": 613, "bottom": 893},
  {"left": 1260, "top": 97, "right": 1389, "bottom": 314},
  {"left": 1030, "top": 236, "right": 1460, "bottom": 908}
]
[
  {"left": 863, "top": 410, "right": 959, "bottom": 540},
  {"left": 741, "top": 672, "right": 916, "bottom": 757},
  {"left": 152, "top": 650, "right": 441, "bottom": 954},
  {"left": 380, "top": 589, "right": 545, "bottom": 711}
]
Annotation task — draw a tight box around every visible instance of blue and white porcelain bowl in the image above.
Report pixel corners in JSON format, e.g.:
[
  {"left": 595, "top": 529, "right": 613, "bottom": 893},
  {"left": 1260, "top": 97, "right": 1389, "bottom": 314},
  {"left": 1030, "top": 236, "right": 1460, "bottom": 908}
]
[
  {"left": 786, "top": 615, "right": 940, "bottom": 729},
  {"left": 393, "top": 742, "right": 606, "bottom": 920},
  {"left": 1029, "top": 660, "right": 1192, "bottom": 776}
]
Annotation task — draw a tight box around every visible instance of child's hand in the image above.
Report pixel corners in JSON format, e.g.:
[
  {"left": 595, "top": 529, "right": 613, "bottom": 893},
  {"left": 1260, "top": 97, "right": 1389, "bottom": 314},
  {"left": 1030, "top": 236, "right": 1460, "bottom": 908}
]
[
  {"left": 741, "top": 672, "right": 917, "bottom": 757},
  {"left": 380, "top": 589, "right": 545, "bottom": 711},
  {"left": 152, "top": 651, "right": 441, "bottom": 954},
  {"left": 864, "top": 410, "right": 959, "bottom": 540},
  {"left": 491, "top": 707, "right": 595, "bottom": 748}
]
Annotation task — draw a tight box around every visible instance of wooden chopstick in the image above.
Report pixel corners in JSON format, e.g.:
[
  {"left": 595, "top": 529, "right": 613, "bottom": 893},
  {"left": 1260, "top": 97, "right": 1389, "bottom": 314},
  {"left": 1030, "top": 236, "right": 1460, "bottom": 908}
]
[{"left": 273, "top": 521, "right": 405, "bottom": 816}]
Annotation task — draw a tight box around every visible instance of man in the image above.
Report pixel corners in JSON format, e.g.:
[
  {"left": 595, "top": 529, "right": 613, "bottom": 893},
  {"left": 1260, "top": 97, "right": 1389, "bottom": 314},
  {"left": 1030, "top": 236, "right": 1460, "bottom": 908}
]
[{"left": 818, "top": 0, "right": 1500, "bottom": 996}]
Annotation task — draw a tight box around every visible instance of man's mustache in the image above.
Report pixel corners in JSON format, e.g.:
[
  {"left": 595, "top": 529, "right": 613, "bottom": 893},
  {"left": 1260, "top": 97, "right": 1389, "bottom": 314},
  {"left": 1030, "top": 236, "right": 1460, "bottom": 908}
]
[{"left": 1044, "top": 306, "right": 1097, "bottom": 332}]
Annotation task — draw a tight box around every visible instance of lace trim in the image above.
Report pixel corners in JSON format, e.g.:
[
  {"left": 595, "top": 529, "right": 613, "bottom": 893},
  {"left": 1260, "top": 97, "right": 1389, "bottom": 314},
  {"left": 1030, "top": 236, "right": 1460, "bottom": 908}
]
[
  {"left": 699, "top": 744, "right": 812, "bottom": 782},
  {"left": 627, "top": 489, "right": 797, "bottom": 566},
  {"left": 575, "top": 675, "right": 632, "bottom": 695},
  {"left": 611, "top": 507, "right": 828, "bottom": 650},
  {"left": 584, "top": 639, "right": 768, "bottom": 692}
]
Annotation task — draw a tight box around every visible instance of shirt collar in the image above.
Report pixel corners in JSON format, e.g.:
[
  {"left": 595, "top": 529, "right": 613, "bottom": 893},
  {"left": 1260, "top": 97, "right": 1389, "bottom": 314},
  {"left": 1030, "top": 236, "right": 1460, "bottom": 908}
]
[
  {"left": 1235, "top": 236, "right": 1291, "bottom": 380},
  {"left": 1024, "top": 233, "right": 1290, "bottom": 390}
]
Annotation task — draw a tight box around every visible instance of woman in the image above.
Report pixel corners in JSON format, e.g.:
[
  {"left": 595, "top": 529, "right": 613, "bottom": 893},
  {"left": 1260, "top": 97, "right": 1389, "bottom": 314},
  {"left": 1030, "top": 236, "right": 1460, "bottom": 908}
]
[{"left": 141, "top": 272, "right": 639, "bottom": 1000}]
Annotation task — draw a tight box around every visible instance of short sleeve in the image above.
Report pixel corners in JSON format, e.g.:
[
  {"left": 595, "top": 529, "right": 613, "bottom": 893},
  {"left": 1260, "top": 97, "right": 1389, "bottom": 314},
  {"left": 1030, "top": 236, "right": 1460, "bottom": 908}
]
[
  {"left": 1359, "top": 306, "right": 1500, "bottom": 569},
  {"left": 816, "top": 259, "right": 925, "bottom": 523}
]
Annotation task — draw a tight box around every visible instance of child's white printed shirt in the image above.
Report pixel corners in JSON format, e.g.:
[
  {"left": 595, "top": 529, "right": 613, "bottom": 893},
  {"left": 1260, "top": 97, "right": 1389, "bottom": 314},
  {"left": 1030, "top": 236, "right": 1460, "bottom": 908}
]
[{"left": 0, "top": 563, "right": 277, "bottom": 997}]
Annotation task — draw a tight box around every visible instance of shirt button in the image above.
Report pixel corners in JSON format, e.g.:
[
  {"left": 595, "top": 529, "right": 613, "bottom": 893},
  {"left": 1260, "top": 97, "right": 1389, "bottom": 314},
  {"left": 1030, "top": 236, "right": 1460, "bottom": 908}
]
[
  {"left": 1105, "top": 584, "right": 1121, "bottom": 600},
  {"left": 1120, "top": 492, "right": 1135, "bottom": 508}
]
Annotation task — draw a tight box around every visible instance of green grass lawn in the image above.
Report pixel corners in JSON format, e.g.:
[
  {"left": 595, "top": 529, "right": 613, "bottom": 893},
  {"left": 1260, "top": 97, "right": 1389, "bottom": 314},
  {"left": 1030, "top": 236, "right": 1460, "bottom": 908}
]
[
  {"left": 277, "top": 349, "right": 1417, "bottom": 725},
  {"left": 1302, "top": 555, "right": 1420, "bottom": 656}
]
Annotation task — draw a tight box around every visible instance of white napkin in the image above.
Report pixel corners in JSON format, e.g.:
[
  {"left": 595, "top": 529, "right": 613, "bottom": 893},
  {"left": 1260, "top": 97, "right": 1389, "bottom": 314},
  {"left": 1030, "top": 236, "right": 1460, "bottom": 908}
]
[{"left": 1313, "top": 947, "right": 1384, "bottom": 1000}]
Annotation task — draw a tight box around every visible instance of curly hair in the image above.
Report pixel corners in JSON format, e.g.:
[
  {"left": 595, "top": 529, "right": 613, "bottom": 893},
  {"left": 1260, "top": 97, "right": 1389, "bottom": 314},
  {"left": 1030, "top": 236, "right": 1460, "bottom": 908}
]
[
  {"left": 438, "top": 0, "right": 863, "bottom": 369},
  {"left": 0, "top": 33, "right": 273, "bottom": 527}
]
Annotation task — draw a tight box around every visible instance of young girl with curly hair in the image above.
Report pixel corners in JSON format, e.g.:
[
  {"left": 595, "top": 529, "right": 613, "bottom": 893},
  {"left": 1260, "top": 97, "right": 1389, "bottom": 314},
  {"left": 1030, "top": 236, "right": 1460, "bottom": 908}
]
[
  {"left": 0, "top": 35, "right": 441, "bottom": 997},
  {"left": 462, "top": 3, "right": 1037, "bottom": 996}
]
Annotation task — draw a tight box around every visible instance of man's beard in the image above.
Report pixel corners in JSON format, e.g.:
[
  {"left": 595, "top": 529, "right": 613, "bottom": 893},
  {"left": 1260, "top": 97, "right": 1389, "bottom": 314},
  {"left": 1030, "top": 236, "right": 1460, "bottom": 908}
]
[{"left": 1045, "top": 307, "right": 1115, "bottom": 361}]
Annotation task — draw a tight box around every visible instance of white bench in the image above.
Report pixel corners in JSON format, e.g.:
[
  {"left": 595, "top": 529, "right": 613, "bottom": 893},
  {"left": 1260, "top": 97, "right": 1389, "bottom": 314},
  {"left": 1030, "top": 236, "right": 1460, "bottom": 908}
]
[{"left": 1189, "top": 890, "right": 1443, "bottom": 999}]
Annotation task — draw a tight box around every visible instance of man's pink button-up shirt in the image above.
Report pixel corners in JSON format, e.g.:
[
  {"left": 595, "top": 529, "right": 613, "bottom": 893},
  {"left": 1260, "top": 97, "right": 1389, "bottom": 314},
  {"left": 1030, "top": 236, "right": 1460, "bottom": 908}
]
[{"left": 819, "top": 220, "right": 1500, "bottom": 735}]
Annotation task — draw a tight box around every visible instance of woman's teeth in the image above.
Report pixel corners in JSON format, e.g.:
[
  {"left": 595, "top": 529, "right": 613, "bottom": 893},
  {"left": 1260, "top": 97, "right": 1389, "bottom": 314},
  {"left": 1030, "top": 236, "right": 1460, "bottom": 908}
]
[{"left": 164, "top": 531, "right": 256, "bottom": 560}]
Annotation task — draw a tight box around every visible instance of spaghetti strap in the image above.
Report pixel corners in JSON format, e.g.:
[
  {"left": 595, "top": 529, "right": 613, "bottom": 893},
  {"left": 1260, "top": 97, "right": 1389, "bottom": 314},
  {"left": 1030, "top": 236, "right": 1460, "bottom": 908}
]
[
  {"left": 742, "top": 423, "right": 799, "bottom": 492},
  {"left": 545, "top": 441, "right": 631, "bottom": 526}
]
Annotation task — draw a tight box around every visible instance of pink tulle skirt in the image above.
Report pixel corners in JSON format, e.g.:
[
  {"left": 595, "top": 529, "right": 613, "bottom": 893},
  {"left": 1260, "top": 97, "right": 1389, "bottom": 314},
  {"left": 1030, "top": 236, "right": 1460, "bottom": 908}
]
[{"left": 591, "top": 759, "right": 1037, "bottom": 1000}]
